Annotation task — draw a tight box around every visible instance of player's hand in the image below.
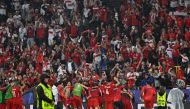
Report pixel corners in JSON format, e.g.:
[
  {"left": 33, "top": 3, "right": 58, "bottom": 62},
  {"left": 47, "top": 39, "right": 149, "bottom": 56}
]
[{"left": 140, "top": 97, "right": 144, "bottom": 102}]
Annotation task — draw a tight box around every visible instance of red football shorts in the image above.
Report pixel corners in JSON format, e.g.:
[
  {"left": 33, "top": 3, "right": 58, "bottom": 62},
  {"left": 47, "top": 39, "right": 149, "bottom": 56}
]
[
  {"left": 88, "top": 97, "right": 99, "bottom": 108},
  {"left": 64, "top": 98, "right": 72, "bottom": 106},
  {"left": 72, "top": 96, "right": 82, "bottom": 109},
  {"left": 144, "top": 100, "right": 154, "bottom": 109},
  {"left": 0, "top": 104, "right": 6, "bottom": 109},
  {"left": 122, "top": 97, "right": 133, "bottom": 109},
  {"left": 99, "top": 96, "right": 104, "bottom": 106},
  {"left": 12, "top": 97, "right": 23, "bottom": 109},
  {"left": 6, "top": 99, "right": 13, "bottom": 109},
  {"left": 105, "top": 96, "right": 114, "bottom": 109}
]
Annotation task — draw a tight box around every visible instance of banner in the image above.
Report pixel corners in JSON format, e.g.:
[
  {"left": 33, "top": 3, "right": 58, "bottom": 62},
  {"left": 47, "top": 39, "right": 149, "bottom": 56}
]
[
  {"left": 22, "top": 87, "right": 36, "bottom": 105},
  {"left": 21, "top": 87, "right": 190, "bottom": 109}
]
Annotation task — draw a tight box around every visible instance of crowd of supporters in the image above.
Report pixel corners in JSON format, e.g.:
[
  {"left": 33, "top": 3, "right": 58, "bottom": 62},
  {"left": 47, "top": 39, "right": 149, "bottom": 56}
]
[{"left": 0, "top": 0, "right": 190, "bottom": 109}]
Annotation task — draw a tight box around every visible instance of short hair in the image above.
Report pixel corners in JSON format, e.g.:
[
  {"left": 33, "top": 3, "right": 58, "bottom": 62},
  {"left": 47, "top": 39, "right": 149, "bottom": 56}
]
[{"left": 146, "top": 80, "right": 152, "bottom": 85}]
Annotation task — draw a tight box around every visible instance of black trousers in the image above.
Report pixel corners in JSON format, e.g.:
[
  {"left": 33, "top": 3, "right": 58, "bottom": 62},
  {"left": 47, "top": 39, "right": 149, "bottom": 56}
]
[
  {"left": 157, "top": 106, "right": 167, "bottom": 109},
  {"left": 55, "top": 102, "right": 64, "bottom": 109}
]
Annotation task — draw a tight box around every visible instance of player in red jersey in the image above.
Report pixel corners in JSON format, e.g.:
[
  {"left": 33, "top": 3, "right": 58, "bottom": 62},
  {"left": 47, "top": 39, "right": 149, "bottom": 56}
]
[
  {"left": 113, "top": 85, "right": 124, "bottom": 109},
  {"left": 103, "top": 78, "right": 116, "bottom": 109},
  {"left": 87, "top": 81, "right": 101, "bottom": 109},
  {"left": 63, "top": 81, "right": 73, "bottom": 108},
  {"left": 11, "top": 81, "right": 23, "bottom": 109},
  {"left": 98, "top": 80, "right": 106, "bottom": 108},
  {"left": 121, "top": 87, "right": 134, "bottom": 109},
  {"left": 141, "top": 80, "right": 156, "bottom": 109}
]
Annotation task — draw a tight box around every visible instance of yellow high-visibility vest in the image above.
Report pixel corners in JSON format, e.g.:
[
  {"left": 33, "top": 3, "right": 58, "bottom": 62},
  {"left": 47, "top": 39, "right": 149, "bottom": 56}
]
[
  {"left": 37, "top": 83, "right": 54, "bottom": 109},
  {"left": 157, "top": 92, "right": 167, "bottom": 107}
]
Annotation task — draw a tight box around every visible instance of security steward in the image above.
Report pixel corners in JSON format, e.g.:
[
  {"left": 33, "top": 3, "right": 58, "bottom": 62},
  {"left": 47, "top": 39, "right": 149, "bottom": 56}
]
[
  {"left": 37, "top": 74, "right": 54, "bottom": 109},
  {"left": 157, "top": 86, "right": 167, "bottom": 109}
]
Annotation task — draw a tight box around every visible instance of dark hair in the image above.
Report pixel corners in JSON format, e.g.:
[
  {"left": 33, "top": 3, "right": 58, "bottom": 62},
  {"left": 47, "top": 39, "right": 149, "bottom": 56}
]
[
  {"left": 106, "top": 76, "right": 112, "bottom": 82},
  {"left": 146, "top": 80, "right": 152, "bottom": 85},
  {"left": 40, "top": 74, "right": 50, "bottom": 82},
  {"left": 54, "top": 82, "right": 60, "bottom": 86},
  {"left": 78, "top": 78, "right": 83, "bottom": 83}
]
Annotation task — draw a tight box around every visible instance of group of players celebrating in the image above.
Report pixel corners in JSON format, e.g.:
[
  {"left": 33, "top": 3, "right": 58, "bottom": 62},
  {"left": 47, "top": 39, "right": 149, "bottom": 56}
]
[{"left": 56, "top": 74, "right": 134, "bottom": 109}]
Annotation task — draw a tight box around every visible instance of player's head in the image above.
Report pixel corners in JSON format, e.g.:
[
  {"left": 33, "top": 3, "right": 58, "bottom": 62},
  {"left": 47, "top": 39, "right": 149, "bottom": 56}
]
[
  {"left": 106, "top": 76, "right": 112, "bottom": 83},
  {"left": 78, "top": 78, "right": 83, "bottom": 83},
  {"left": 146, "top": 80, "right": 152, "bottom": 86}
]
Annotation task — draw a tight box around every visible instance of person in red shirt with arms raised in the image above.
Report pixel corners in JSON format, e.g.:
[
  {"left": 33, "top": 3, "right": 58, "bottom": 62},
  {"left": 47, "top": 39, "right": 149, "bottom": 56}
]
[
  {"left": 11, "top": 80, "right": 23, "bottom": 109},
  {"left": 121, "top": 86, "right": 134, "bottom": 109},
  {"left": 87, "top": 81, "right": 101, "bottom": 109},
  {"left": 103, "top": 77, "right": 117, "bottom": 109}
]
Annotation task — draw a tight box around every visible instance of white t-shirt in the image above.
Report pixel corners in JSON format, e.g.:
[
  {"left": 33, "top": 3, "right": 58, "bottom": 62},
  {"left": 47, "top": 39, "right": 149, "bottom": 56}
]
[
  {"left": 170, "top": 0, "right": 178, "bottom": 7},
  {"left": 7, "top": 18, "right": 14, "bottom": 24},
  {"left": 52, "top": 85, "right": 58, "bottom": 104},
  {"left": 93, "top": 52, "right": 101, "bottom": 63},
  {"left": 19, "top": 27, "right": 26, "bottom": 38},
  {"left": 22, "top": 4, "right": 30, "bottom": 12},
  {"left": 127, "top": 72, "right": 139, "bottom": 80},
  {"left": 64, "top": 0, "right": 76, "bottom": 10},
  {"left": 181, "top": 55, "right": 189, "bottom": 63},
  {"left": 48, "top": 28, "right": 55, "bottom": 39},
  {"left": 111, "top": 40, "right": 122, "bottom": 53},
  {"left": 187, "top": 67, "right": 190, "bottom": 74},
  {"left": 166, "top": 47, "right": 173, "bottom": 58},
  {"left": 67, "top": 62, "right": 73, "bottom": 73},
  {"left": 83, "top": 8, "right": 90, "bottom": 18},
  {"left": 13, "top": 14, "right": 21, "bottom": 21},
  {"left": 57, "top": 66, "right": 64, "bottom": 76},
  {"left": 0, "top": 6, "right": 6, "bottom": 15},
  {"left": 59, "top": 15, "right": 64, "bottom": 25}
]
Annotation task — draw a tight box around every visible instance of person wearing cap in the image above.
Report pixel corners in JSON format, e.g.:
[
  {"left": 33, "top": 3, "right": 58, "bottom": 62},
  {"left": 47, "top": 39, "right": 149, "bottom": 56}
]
[
  {"left": 37, "top": 74, "right": 54, "bottom": 109},
  {"left": 167, "top": 79, "right": 185, "bottom": 109}
]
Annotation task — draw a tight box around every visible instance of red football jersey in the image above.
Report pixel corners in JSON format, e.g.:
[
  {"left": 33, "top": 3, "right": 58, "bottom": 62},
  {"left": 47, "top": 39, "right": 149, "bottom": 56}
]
[
  {"left": 103, "top": 83, "right": 116, "bottom": 96},
  {"left": 141, "top": 85, "right": 156, "bottom": 102},
  {"left": 12, "top": 86, "right": 22, "bottom": 98},
  {"left": 88, "top": 87, "right": 100, "bottom": 98}
]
